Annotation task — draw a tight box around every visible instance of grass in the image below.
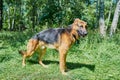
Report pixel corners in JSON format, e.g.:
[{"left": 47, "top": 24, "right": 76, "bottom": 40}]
[{"left": 0, "top": 30, "right": 120, "bottom": 80}]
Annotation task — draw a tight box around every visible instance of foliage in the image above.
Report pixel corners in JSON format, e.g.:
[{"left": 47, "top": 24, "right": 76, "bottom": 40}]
[
  {"left": 2, "top": 0, "right": 119, "bottom": 31},
  {"left": 0, "top": 31, "right": 120, "bottom": 79},
  {"left": 0, "top": 0, "right": 120, "bottom": 79}
]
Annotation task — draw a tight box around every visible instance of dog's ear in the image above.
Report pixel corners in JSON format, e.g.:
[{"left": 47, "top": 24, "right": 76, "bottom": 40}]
[
  {"left": 74, "top": 18, "right": 80, "bottom": 25},
  {"left": 73, "top": 18, "right": 87, "bottom": 27},
  {"left": 74, "top": 18, "right": 85, "bottom": 23},
  {"left": 83, "top": 22, "right": 87, "bottom": 25}
]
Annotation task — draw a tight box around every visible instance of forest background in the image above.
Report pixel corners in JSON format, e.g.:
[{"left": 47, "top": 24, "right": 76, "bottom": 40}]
[{"left": 0, "top": 0, "right": 120, "bottom": 80}]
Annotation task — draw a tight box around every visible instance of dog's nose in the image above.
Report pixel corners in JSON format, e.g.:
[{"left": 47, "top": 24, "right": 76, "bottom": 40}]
[{"left": 84, "top": 31, "right": 88, "bottom": 35}]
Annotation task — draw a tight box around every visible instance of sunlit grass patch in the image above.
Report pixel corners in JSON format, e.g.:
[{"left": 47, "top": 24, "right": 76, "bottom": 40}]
[{"left": 0, "top": 31, "right": 120, "bottom": 80}]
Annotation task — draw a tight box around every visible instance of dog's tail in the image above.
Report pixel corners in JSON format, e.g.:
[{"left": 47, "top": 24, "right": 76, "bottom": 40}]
[{"left": 18, "top": 50, "right": 26, "bottom": 55}]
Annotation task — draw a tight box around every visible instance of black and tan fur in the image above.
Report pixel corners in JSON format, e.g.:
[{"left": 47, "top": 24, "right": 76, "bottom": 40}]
[{"left": 19, "top": 18, "right": 87, "bottom": 75}]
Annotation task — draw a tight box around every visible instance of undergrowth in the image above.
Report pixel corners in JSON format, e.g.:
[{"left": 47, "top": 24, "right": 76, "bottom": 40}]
[{"left": 0, "top": 30, "right": 120, "bottom": 80}]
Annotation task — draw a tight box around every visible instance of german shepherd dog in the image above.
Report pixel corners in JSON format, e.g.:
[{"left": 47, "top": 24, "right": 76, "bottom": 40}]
[{"left": 19, "top": 18, "right": 87, "bottom": 75}]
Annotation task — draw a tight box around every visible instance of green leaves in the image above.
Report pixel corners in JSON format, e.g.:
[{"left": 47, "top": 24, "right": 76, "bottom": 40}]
[{"left": 2, "top": 0, "right": 120, "bottom": 31}]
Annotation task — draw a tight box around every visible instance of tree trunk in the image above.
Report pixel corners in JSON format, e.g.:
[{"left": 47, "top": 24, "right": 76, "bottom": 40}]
[
  {"left": 110, "top": 0, "right": 120, "bottom": 36},
  {"left": 32, "top": 5, "right": 35, "bottom": 30},
  {"left": 99, "top": 0, "right": 106, "bottom": 37},
  {"left": 11, "top": 7, "right": 16, "bottom": 31},
  {"left": 32, "top": 1, "right": 36, "bottom": 31},
  {"left": 106, "top": 0, "right": 113, "bottom": 28},
  {"left": 95, "top": 0, "right": 99, "bottom": 28},
  {"left": 0, "top": 0, "right": 3, "bottom": 30},
  {"left": 8, "top": 7, "right": 11, "bottom": 30},
  {"left": 11, "top": 18, "right": 15, "bottom": 31}
]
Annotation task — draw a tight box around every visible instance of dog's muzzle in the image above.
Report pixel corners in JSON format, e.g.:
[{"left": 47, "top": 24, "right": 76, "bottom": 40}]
[{"left": 77, "top": 30, "right": 87, "bottom": 37}]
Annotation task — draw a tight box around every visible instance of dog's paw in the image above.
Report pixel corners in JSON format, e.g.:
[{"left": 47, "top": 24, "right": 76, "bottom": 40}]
[
  {"left": 39, "top": 61, "right": 49, "bottom": 68},
  {"left": 43, "top": 65, "right": 49, "bottom": 68},
  {"left": 22, "top": 63, "right": 26, "bottom": 67},
  {"left": 62, "top": 72, "right": 68, "bottom": 75}
]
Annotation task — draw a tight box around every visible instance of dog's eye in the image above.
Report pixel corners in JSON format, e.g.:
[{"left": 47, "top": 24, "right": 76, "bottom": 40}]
[
  {"left": 80, "top": 25, "right": 83, "bottom": 28},
  {"left": 85, "top": 25, "right": 87, "bottom": 28}
]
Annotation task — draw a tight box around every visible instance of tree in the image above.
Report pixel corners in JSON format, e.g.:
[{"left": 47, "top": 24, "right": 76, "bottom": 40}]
[
  {"left": 32, "top": 0, "right": 37, "bottom": 30},
  {"left": 106, "top": 0, "right": 113, "bottom": 28},
  {"left": 99, "top": 0, "right": 106, "bottom": 37},
  {"left": 110, "top": 0, "right": 120, "bottom": 36},
  {"left": 0, "top": 0, "right": 3, "bottom": 30},
  {"left": 95, "top": 0, "right": 99, "bottom": 28},
  {"left": 1, "top": 0, "right": 119, "bottom": 31}
]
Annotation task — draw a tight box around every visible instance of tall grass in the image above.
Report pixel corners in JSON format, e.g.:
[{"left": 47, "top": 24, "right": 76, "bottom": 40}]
[{"left": 0, "top": 30, "right": 120, "bottom": 80}]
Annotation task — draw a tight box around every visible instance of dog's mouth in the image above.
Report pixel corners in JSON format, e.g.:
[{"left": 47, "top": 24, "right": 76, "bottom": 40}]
[{"left": 77, "top": 30, "right": 87, "bottom": 37}]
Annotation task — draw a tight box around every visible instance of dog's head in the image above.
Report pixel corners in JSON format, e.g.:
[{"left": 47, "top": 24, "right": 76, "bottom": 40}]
[{"left": 72, "top": 18, "right": 87, "bottom": 37}]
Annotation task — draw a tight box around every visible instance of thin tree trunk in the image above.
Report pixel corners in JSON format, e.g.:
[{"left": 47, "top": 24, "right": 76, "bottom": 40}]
[
  {"left": 32, "top": 6, "right": 35, "bottom": 30},
  {"left": 11, "top": 7, "right": 15, "bottom": 31},
  {"left": 8, "top": 7, "right": 11, "bottom": 30},
  {"left": 106, "top": 0, "right": 113, "bottom": 28},
  {"left": 37, "top": 9, "right": 40, "bottom": 25},
  {"left": 32, "top": 2, "right": 36, "bottom": 31},
  {"left": 20, "top": 0, "right": 23, "bottom": 31},
  {"left": 110, "top": 0, "right": 120, "bottom": 36},
  {"left": 19, "top": 0, "right": 25, "bottom": 31},
  {"left": 0, "top": 0, "right": 3, "bottom": 30},
  {"left": 11, "top": 19, "right": 14, "bottom": 30},
  {"left": 95, "top": 0, "right": 99, "bottom": 28},
  {"left": 99, "top": 0, "right": 106, "bottom": 37}
]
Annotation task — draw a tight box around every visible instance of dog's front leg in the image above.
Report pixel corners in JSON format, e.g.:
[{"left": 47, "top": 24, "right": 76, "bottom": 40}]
[{"left": 59, "top": 48, "right": 68, "bottom": 75}]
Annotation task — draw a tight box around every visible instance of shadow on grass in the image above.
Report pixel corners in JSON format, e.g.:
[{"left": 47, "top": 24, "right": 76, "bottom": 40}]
[
  {"left": 28, "top": 60, "right": 95, "bottom": 72},
  {"left": 0, "top": 47, "right": 8, "bottom": 49},
  {"left": 67, "top": 62, "right": 95, "bottom": 72},
  {"left": 0, "top": 53, "right": 14, "bottom": 62},
  {"left": 0, "top": 31, "right": 34, "bottom": 48}
]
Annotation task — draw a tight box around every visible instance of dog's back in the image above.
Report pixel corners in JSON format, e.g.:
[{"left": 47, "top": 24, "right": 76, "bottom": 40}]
[{"left": 32, "top": 28, "right": 66, "bottom": 44}]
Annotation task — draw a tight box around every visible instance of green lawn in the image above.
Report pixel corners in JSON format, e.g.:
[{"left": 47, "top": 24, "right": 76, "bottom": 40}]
[{"left": 0, "top": 30, "right": 120, "bottom": 80}]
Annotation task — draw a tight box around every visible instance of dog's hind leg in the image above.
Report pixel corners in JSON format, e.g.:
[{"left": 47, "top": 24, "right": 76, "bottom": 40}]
[
  {"left": 22, "top": 39, "right": 38, "bottom": 67},
  {"left": 38, "top": 46, "right": 48, "bottom": 68}
]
